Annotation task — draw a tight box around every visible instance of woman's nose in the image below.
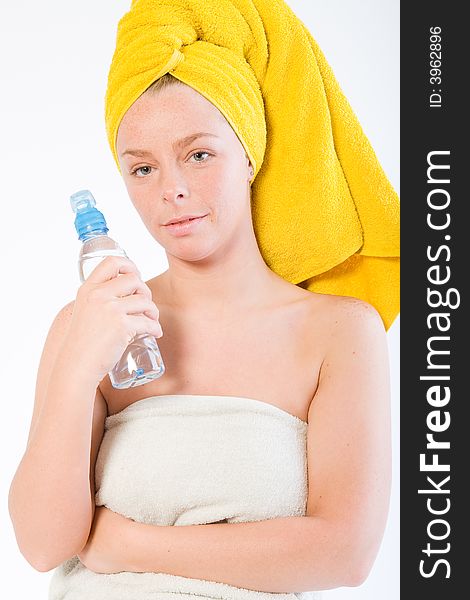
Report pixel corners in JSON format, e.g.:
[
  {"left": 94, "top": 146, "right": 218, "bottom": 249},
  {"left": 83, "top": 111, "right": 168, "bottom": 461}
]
[{"left": 160, "top": 165, "right": 189, "bottom": 205}]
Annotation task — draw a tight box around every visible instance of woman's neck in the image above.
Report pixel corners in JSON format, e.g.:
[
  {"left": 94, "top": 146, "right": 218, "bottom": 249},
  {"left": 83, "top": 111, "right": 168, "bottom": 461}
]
[{"left": 159, "top": 254, "right": 276, "bottom": 316}]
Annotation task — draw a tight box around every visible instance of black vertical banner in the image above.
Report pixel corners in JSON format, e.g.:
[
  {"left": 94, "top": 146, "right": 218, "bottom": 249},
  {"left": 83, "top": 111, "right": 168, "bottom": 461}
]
[{"left": 401, "top": 3, "right": 466, "bottom": 599}]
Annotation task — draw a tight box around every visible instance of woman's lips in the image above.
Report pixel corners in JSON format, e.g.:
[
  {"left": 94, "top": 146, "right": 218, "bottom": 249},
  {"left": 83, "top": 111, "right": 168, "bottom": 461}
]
[{"left": 163, "top": 215, "right": 207, "bottom": 236}]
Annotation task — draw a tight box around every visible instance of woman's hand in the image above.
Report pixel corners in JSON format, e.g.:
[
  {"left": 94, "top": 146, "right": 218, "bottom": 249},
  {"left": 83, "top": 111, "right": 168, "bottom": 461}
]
[
  {"left": 66, "top": 256, "right": 163, "bottom": 387},
  {"left": 77, "top": 506, "right": 136, "bottom": 574}
]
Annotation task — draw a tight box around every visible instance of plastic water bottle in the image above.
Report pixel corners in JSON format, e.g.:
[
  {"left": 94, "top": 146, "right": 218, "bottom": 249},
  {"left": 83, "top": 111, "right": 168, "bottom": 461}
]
[{"left": 70, "top": 189, "right": 165, "bottom": 389}]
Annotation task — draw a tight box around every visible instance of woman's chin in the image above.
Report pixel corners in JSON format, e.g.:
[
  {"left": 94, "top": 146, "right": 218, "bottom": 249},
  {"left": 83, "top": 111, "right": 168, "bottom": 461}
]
[{"left": 165, "top": 243, "right": 217, "bottom": 263}]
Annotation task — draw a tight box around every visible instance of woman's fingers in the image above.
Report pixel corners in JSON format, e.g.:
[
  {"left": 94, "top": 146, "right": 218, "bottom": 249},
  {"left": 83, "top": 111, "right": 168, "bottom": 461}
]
[
  {"left": 103, "top": 272, "right": 153, "bottom": 300},
  {"left": 85, "top": 255, "right": 141, "bottom": 284},
  {"left": 78, "top": 255, "right": 154, "bottom": 301},
  {"left": 126, "top": 314, "right": 163, "bottom": 339},
  {"left": 65, "top": 255, "right": 163, "bottom": 383},
  {"left": 118, "top": 294, "right": 160, "bottom": 322}
]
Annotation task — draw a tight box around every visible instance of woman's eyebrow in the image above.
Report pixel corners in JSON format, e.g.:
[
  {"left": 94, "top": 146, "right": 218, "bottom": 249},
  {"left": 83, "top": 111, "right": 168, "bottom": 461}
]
[{"left": 120, "top": 132, "right": 219, "bottom": 158}]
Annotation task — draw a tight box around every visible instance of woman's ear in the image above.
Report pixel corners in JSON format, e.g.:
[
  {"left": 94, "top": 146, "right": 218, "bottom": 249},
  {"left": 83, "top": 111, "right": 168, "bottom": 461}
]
[
  {"left": 248, "top": 162, "right": 254, "bottom": 182},
  {"left": 244, "top": 153, "right": 254, "bottom": 182}
]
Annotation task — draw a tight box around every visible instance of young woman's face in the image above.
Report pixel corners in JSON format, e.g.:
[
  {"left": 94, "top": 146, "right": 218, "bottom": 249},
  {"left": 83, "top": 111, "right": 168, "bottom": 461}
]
[{"left": 116, "top": 82, "right": 253, "bottom": 262}]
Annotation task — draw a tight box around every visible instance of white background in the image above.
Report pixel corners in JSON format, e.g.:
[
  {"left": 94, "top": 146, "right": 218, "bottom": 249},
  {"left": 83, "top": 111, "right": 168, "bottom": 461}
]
[{"left": 0, "top": 1, "right": 399, "bottom": 598}]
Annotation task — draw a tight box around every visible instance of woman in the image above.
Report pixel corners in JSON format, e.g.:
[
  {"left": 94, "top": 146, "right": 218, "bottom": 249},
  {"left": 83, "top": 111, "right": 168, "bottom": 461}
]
[{"left": 8, "top": 1, "right": 399, "bottom": 598}]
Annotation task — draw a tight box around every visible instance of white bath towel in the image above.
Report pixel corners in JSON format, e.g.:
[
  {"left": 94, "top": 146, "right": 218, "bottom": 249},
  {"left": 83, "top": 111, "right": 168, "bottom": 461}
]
[{"left": 48, "top": 394, "right": 321, "bottom": 599}]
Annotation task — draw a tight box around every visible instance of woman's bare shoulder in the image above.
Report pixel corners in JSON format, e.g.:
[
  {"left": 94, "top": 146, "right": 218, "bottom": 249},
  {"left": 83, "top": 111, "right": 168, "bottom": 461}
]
[
  {"left": 54, "top": 299, "right": 76, "bottom": 322},
  {"left": 313, "top": 292, "right": 382, "bottom": 318},
  {"left": 303, "top": 291, "right": 385, "bottom": 338}
]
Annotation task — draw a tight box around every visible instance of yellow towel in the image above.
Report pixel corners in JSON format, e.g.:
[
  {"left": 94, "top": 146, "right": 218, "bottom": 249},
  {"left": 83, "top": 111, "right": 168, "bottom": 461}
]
[{"left": 105, "top": 0, "right": 400, "bottom": 330}]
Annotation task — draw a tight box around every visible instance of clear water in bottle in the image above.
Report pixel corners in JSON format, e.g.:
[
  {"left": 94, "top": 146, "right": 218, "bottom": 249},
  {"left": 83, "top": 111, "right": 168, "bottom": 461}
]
[
  {"left": 79, "top": 241, "right": 127, "bottom": 283},
  {"left": 71, "top": 189, "right": 165, "bottom": 389}
]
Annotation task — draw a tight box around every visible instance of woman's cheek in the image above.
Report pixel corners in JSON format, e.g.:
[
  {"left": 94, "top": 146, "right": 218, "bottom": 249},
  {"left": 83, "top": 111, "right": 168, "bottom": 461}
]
[{"left": 127, "top": 189, "right": 153, "bottom": 219}]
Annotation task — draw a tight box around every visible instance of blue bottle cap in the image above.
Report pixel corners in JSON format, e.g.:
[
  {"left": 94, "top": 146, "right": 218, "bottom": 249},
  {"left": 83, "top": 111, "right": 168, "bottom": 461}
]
[{"left": 70, "top": 190, "right": 108, "bottom": 240}]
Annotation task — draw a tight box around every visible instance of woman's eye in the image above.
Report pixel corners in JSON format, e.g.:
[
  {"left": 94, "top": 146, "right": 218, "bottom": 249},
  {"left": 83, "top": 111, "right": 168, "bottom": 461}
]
[
  {"left": 132, "top": 165, "right": 153, "bottom": 177},
  {"left": 190, "top": 151, "right": 210, "bottom": 162},
  {"left": 131, "top": 153, "right": 210, "bottom": 176}
]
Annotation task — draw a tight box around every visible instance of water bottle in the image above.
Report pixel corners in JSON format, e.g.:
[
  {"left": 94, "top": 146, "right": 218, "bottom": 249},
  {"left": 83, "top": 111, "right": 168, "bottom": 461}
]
[{"left": 69, "top": 189, "right": 165, "bottom": 389}]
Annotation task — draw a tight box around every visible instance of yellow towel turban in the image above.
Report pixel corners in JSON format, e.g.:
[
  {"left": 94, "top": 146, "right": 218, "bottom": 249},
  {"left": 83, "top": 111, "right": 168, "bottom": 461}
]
[{"left": 105, "top": 0, "right": 400, "bottom": 331}]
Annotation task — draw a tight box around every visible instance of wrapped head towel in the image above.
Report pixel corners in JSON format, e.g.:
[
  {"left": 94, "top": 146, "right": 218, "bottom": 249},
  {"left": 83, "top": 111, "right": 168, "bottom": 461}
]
[{"left": 105, "top": 0, "right": 400, "bottom": 330}]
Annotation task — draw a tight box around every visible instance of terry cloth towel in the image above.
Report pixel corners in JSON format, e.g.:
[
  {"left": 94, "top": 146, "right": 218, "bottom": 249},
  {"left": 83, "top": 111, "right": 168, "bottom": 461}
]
[
  {"left": 104, "top": 0, "right": 400, "bottom": 331},
  {"left": 48, "top": 395, "right": 321, "bottom": 600}
]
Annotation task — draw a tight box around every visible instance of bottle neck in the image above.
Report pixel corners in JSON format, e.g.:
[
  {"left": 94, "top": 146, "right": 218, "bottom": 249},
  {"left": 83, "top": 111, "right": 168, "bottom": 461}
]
[{"left": 79, "top": 229, "right": 109, "bottom": 242}]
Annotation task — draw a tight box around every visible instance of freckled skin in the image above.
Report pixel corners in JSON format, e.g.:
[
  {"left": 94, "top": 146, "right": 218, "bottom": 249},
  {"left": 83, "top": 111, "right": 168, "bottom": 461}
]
[{"left": 116, "top": 83, "right": 254, "bottom": 265}]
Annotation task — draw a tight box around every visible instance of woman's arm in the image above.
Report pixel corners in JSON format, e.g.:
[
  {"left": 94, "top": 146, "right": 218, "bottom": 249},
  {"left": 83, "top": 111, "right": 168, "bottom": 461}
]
[
  {"left": 8, "top": 301, "right": 108, "bottom": 572},
  {"left": 127, "top": 513, "right": 364, "bottom": 592},
  {"left": 80, "top": 298, "right": 392, "bottom": 593},
  {"left": 10, "top": 257, "right": 161, "bottom": 572}
]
